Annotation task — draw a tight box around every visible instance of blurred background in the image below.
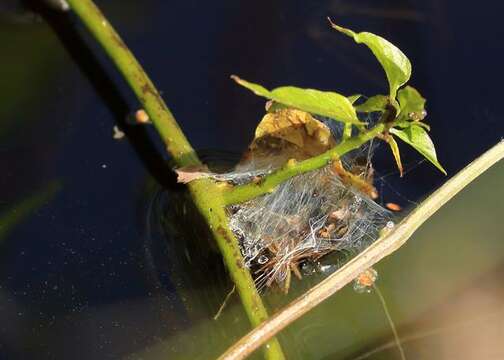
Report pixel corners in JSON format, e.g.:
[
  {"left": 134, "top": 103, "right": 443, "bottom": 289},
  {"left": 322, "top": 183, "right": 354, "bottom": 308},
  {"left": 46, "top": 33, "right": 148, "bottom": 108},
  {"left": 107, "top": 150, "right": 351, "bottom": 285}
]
[{"left": 1, "top": 0, "right": 504, "bottom": 359}]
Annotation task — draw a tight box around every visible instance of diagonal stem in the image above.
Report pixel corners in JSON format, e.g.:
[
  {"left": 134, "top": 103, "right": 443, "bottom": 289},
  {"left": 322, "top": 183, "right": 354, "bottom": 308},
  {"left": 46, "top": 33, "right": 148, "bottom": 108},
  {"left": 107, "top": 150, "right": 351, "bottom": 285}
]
[
  {"left": 64, "top": 1, "right": 285, "bottom": 358},
  {"left": 67, "top": 0, "right": 199, "bottom": 167},
  {"left": 223, "top": 123, "right": 386, "bottom": 205},
  {"left": 218, "top": 140, "right": 504, "bottom": 360}
]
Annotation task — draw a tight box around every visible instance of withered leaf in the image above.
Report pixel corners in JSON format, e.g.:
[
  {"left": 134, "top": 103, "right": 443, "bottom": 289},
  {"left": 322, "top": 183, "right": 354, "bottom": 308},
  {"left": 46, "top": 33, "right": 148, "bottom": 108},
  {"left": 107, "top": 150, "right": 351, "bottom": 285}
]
[
  {"left": 332, "top": 160, "right": 378, "bottom": 199},
  {"left": 245, "top": 108, "right": 336, "bottom": 164}
]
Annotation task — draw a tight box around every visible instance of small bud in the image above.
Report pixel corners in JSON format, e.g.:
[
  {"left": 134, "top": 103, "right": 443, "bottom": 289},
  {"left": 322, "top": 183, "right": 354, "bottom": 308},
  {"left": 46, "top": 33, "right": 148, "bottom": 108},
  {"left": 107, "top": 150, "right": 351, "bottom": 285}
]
[
  {"left": 135, "top": 109, "right": 150, "bottom": 124},
  {"left": 286, "top": 158, "right": 297, "bottom": 168}
]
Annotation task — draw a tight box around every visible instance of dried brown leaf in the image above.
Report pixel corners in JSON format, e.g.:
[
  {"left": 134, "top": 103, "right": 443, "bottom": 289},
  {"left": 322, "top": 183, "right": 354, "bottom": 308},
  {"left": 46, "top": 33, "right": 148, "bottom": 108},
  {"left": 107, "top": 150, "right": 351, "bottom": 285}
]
[{"left": 242, "top": 109, "right": 336, "bottom": 167}]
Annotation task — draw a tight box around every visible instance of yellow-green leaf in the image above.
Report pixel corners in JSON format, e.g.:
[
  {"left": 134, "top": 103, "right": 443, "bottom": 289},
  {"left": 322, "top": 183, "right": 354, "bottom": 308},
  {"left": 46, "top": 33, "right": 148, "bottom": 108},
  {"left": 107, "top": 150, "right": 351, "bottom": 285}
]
[
  {"left": 386, "top": 135, "right": 403, "bottom": 177},
  {"left": 355, "top": 95, "right": 389, "bottom": 113},
  {"left": 329, "top": 20, "right": 411, "bottom": 100},
  {"left": 390, "top": 125, "right": 446, "bottom": 175},
  {"left": 397, "top": 86, "right": 426, "bottom": 121},
  {"left": 231, "top": 76, "right": 362, "bottom": 125},
  {"left": 347, "top": 94, "right": 362, "bottom": 104}
]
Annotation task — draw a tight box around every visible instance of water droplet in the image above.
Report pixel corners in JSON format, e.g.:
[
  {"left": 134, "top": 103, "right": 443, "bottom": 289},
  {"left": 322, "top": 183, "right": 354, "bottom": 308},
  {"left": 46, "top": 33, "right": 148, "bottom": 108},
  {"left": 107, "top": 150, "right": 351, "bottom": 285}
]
[
  {"left": 349, "top": 196, "right": 362, "bottom": 213},
  {"left": 301, "top": 261, "right": 317, "bottom": 275},
  {"left": 353, "top": 282, "right": 372, "bottom": 294},
  {"left": 319, "top": 264, "right": 334, "bottom": 273},
  {"left": 257, "top": 255, "right": 268, "bottom": 265}
]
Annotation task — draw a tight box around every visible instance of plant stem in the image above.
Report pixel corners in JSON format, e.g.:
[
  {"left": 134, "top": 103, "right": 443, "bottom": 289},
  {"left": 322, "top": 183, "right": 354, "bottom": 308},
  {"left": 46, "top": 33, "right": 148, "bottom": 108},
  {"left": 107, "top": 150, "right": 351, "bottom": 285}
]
[
  {"left": 218, "top": 140, "right": 504, "bottom": 360},
  {"left": 67, "top": 0, "right": 198, "bottom": 167},
  {"left": 0, "top": 181, "right": 60, "bottom": 243},
  {"left": 188, "top": 183, "right": 286, "bottom": 359},
  {"left": 223, "top": 123, "right": 385, "bottom": 205},
  {"left": 343, "top": 122, "right": 353, "bottom": 140},
  {"left": 65, "top": 1, "right": 285, "bottom": 358}
]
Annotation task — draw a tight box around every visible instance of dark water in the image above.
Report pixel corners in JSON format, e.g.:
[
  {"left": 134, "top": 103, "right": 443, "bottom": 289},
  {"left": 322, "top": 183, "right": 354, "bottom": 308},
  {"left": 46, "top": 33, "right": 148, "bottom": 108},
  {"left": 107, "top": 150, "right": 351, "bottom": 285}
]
[{"left": 1, "top": 0, "right": 504, "bottom": 359}]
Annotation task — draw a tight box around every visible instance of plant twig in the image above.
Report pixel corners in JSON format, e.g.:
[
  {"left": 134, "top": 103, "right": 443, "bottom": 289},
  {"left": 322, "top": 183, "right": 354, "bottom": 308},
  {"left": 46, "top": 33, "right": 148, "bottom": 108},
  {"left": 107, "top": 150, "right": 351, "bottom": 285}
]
[
  {"left": 218, "top": 140, "right": 504, "bottom": 360},
  {"left": 66, "top": 0, "right": 198, "bottom": 167},
  {"left": 223, "top": 123, "right": 386, "bottom": 205},
  {"left": 65, "top": 1, "right": 285, "bottom": 358},
  {"left": 0, "top": 181, "right": 61, "bottom": 243}
]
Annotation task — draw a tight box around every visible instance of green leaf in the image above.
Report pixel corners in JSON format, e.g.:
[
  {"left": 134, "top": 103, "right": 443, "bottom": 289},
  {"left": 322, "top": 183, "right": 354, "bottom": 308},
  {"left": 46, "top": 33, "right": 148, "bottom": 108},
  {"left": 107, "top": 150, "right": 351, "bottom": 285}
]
[
  {"left": 396, "top": 120, "right": 431, "bottom": 131},
  {"left": 265, "top": 100, "right": 287, "bottom": 113},
  {"left": 329, "top": 20, "right": 411, "bottom": 100},
  {"left": 231, "top": 75, "right": 362, "bottom": 124},
  {"left": 390, "top": 125, "right": 446, "bottom": 175},
  {"left": 347, "top": 94, "right": 362, "bottom": 104},
  {"left": 355, "top": 95, "right": 389, "bottom": 113},
  {"left": 397, "top": 86, "right": 426, "bottom": 121}
]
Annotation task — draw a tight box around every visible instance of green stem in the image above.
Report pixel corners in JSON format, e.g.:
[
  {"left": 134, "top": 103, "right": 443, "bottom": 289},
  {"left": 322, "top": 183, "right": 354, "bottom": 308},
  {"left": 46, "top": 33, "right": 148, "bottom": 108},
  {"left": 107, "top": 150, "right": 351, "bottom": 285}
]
[
  {"left": 67, "top": 0, "right": 198, "bottom": 167},
  {"left": 343, "top": 122, "right": 353, "bottom": 140},
  {"left": 0, "top": 181, "right": 61, "bottom": 244},
  {"left": 223, "top": 123, "right": 385, "bottom": 205},
  {"left": 188, "top": 184, "right": 285, "bottom": 359},
  {"left": 65, "top": 1, "right": 285, "bottom": 358}
]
